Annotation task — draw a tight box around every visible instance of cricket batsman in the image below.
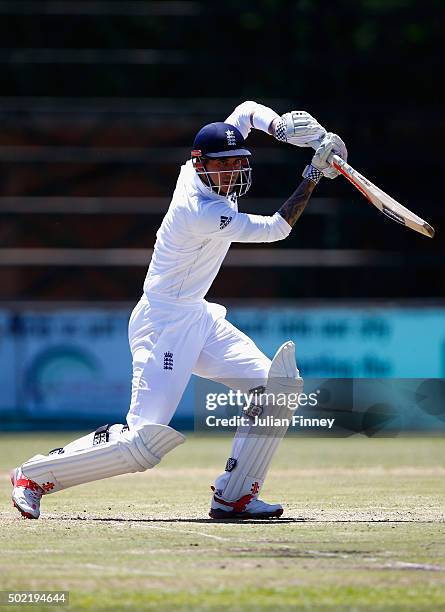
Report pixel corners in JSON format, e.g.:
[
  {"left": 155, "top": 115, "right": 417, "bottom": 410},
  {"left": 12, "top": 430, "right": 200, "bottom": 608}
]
[{"left": 10, "top": 101, "right": 347, "bottom": 520}]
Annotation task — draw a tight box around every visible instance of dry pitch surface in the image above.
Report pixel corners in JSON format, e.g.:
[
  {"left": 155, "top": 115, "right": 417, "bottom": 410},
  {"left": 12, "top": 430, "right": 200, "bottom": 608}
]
[{"left": 0, "top": 434, "right": 444, "bottom": 611}]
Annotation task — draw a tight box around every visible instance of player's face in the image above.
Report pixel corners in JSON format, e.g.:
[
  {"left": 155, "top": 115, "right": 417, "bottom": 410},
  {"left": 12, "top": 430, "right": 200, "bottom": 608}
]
[{"left": 205, "top": 157, "right": 244, "bottom": 194}]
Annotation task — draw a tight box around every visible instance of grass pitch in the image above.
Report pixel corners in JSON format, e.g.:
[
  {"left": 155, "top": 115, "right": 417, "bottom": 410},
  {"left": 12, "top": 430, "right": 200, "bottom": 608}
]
[{"left": 0, "top": 434, "right": 444, "bottom": 611}]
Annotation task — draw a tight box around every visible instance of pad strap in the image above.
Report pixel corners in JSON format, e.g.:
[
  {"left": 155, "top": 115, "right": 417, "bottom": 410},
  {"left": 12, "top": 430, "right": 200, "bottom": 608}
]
[{"left": 93, "top": 424, "right": 110, "bottom": 445}]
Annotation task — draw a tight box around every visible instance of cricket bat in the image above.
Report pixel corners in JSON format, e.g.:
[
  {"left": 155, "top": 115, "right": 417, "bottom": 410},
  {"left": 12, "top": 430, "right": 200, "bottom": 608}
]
[{"left": 311, "top": 142, "right": 435, "bottom": 238}]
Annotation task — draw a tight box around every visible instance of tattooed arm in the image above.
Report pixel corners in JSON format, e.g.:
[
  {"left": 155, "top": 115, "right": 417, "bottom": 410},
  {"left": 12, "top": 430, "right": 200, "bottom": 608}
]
[
  {"left": 278, "top": 132, "right": 348, "bottom": 227},
  {"left": 277, "top": 177, "right": 317, "bottom": 227},
  {"left": 277, "top": 161, "right": 324, "bottom": 227}
]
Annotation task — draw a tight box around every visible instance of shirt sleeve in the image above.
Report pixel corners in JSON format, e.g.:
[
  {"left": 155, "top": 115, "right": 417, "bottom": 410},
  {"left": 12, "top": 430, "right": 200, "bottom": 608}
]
[
  {"left": 224, "top": 101, "right": 280, "bottom": 140},
  {"left": 190, "top": 201, "right": 291, "bottom": 243}
]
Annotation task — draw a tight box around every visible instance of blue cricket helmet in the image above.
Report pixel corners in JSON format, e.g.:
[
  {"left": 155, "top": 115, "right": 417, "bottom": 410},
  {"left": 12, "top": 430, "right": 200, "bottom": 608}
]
[{"left": 192, "top": 122, "right": 251, "bottom": 158}]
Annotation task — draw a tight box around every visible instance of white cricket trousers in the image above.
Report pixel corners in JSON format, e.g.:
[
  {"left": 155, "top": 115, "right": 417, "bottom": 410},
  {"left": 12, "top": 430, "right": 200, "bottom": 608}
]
[{"left": 127, "top": 294, "right": 271, "bottom": 428}]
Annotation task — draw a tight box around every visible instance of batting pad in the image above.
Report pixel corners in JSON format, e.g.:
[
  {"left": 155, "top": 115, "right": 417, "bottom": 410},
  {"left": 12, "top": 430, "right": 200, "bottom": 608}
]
[
  {"left": 21, "top": 424, "right": 185, "bottom": 493},
  {"left": 215, "top": 341, "right": 303, "bottom": 503}
]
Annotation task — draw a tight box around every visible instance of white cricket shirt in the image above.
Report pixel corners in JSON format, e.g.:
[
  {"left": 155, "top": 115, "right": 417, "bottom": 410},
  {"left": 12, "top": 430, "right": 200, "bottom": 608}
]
[{"left": 144, "top": 102, "right": 292, "bottom": 302}]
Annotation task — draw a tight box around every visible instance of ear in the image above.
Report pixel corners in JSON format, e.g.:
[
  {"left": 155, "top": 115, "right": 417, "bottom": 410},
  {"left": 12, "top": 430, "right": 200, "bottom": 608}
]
[
  {"left": 192, "top": 150, "right": 206, "bottom": 172},
  {"left": 193, "top": 160, "right": 205, "bottom": 172}
]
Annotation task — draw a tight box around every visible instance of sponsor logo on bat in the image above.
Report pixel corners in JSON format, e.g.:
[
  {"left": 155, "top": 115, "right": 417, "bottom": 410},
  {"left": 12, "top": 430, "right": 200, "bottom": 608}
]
[
  {"left": 381, "top": 205, "right": 406, "bottom": 226},
  {"left": 358, "top": 175, "right": 372, "bottom": 188}
]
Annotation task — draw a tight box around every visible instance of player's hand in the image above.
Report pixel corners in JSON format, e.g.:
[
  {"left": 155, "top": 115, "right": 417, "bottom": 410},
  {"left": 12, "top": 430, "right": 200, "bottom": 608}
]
[
  {"left": 273, "top": 111, "right": 327, "bottom": 147},
  {"left": 311, "top": 132, "right": 348, "bottom": 179}
]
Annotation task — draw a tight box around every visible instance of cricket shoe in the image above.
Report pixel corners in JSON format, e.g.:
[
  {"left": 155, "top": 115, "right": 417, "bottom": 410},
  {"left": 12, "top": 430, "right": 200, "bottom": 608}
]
[
  {"left": 10, "top": 468, "right": 44, "bottom": 519},
  {"left": 209, "top": 488, "right": 283, "bottom": 520}
]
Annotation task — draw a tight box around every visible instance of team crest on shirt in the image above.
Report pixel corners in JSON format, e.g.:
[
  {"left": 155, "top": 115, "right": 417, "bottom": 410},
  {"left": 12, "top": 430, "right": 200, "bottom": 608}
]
[
  {"left": 163, "top": 351, "right": 174, "bottom": 370},
  {"left": 220, "top": 215, "right": 232, "bottom": 230}
]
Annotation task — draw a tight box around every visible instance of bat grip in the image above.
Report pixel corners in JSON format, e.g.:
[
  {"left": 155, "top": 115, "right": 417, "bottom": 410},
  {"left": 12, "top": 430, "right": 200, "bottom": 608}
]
[{"left": 309, "top": 138, "right": 343, "bottom": 167}]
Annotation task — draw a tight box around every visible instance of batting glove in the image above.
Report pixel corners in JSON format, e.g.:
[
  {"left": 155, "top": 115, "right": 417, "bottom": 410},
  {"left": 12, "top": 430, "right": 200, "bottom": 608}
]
[
  {"left": 311, "top": 132, "right": 348, "bottom": 179},
  {"left": 274, "top": 111, "right": 327, "bottom": 147}
]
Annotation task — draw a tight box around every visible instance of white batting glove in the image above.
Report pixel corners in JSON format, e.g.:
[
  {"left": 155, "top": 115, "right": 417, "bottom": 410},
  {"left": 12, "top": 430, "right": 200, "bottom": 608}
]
[
  {"left": 311, "top": 132, "right": 348, "bottom": 179},
  {"left": 274, "top": 111, "right": 327, "bottom": 147}
]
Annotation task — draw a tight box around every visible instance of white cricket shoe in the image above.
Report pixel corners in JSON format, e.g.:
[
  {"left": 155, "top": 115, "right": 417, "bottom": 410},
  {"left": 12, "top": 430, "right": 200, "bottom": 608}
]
[
  {"left": 10, "top": 468, "right": 44, "bottom": 519},
  {"left": 209, "top": 488, "right": 283, "bottom": 520}
]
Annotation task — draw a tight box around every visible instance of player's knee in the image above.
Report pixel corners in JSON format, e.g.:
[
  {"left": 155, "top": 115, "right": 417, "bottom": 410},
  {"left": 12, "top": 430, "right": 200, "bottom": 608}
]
[{"left": 121, "top": 424, "right": 186, "bottom": 471}]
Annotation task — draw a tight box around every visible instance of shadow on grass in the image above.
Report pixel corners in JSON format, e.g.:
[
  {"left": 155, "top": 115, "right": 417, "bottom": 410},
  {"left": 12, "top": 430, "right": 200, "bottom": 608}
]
[
  {"left": 44, "top": 516, "right": 441, "bottom": 524},
  {"left": 46, "top": 515, "right": 299, "bottom": 524}
]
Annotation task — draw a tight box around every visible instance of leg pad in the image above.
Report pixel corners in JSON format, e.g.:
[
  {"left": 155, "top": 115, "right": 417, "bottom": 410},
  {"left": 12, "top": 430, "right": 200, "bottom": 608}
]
[{"left": 22, "top": 424, "right": 185, "bottom": 493}]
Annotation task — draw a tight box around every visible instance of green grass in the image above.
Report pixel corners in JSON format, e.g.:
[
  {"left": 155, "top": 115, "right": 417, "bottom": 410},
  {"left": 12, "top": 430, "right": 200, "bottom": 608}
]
[{"left": 1, "top": 434, "right": 444, "bottom": 610}]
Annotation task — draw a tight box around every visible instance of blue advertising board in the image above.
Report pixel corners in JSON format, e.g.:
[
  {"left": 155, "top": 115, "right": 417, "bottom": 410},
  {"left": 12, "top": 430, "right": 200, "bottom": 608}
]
[{"left": 0, "top": 305, "right": 444, "bottom": 430}]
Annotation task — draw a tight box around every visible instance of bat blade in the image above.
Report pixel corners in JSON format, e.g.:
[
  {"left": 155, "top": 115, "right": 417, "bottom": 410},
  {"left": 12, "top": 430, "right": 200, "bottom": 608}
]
[{"left": 331, "top": 155, "right": 435, "bottom": 238}]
